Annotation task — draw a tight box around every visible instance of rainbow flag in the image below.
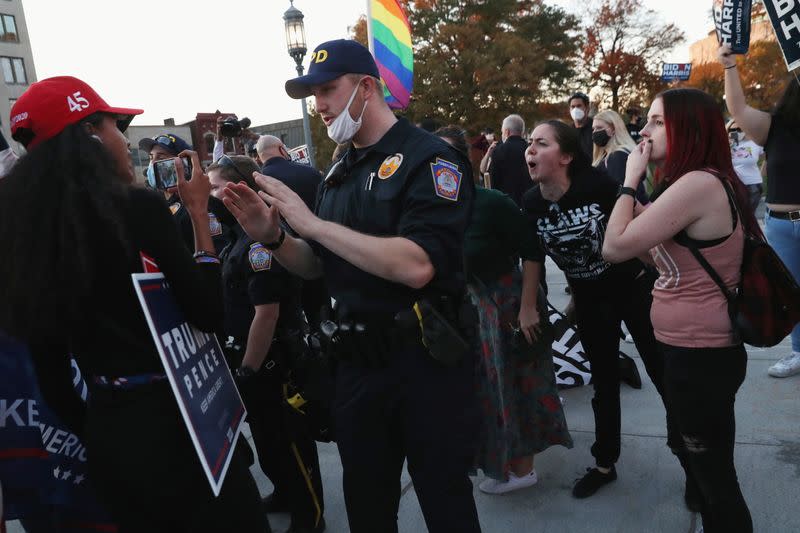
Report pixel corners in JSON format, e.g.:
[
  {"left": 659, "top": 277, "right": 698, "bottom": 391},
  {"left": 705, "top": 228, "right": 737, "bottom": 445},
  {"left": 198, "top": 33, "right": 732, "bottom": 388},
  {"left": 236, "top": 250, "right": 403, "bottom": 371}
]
[{"left": 368, "top": 0, "right": 413, "bottom": 109}]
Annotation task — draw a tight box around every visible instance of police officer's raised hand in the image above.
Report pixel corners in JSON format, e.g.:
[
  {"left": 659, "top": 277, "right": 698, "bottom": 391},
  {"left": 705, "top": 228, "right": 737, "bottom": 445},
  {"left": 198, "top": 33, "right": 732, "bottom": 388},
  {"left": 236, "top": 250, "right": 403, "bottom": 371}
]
[
  {"left": 220, "top": 181, "right": 281, "bottom": 243},
  {"left": 176, "top": 150, "right": 210, "bottom": 216},
  {"left": 254, "top": 173, "right": 321, "bottom": 239}
]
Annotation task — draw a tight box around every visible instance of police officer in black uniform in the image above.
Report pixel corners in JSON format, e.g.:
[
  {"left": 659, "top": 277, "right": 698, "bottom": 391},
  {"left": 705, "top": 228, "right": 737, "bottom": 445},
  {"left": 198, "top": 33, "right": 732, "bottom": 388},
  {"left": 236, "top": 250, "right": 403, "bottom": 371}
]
[
  {"left": 221, "top": 40, "right": 481, "bottom": 533},
  {"left": 207, "top": 155, "right": 325, "bottom": 533},
  {"left": 140, "top": 133, "right": 229, "bottom": 255}
]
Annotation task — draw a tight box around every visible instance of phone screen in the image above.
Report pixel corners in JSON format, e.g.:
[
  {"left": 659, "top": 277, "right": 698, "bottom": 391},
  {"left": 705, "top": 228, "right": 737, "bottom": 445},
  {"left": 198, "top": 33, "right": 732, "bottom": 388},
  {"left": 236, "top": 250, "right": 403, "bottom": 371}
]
[{"left": 153, "top": 157, "right": 192, "bottom": 190}]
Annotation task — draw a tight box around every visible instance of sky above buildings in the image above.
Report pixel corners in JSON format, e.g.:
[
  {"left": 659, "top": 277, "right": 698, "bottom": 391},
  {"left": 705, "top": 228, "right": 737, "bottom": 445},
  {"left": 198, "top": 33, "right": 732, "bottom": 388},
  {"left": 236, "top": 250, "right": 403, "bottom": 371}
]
[{"left": 22, "top": 0, "right": 715, "bottom": 127}]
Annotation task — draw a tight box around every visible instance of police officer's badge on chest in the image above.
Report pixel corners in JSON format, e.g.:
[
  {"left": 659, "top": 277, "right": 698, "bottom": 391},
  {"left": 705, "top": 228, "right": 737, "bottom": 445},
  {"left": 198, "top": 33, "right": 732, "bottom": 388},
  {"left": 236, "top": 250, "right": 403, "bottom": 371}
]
[
  {"left": 248, "top": 243, "right": 272, "bottom": 272},
  {"left": 378, "top": 153, "right": 403, "bottom": 179},
  {"left": 430, "top": 158, "right": 462, "bottom": 201},
  {"left": 208, "top": 212, "right": 223, "bottom": 236}
]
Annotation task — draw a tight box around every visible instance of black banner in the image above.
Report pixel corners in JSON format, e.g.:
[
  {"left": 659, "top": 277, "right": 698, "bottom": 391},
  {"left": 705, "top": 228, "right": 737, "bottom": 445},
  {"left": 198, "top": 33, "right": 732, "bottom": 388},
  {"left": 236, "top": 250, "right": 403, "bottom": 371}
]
[
  {"left": 714, "top": 0, "right": 753, "bottom": 54},
  {"left": 763, "top": 0, "right": 800, "bottom": 71}
]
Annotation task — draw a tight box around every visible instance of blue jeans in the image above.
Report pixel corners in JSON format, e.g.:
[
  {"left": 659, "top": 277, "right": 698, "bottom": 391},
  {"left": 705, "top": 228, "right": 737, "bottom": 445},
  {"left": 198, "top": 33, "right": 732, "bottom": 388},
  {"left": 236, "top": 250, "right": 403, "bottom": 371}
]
[{"left": 765, "top": 210, "right": 800, "bottom": 352}]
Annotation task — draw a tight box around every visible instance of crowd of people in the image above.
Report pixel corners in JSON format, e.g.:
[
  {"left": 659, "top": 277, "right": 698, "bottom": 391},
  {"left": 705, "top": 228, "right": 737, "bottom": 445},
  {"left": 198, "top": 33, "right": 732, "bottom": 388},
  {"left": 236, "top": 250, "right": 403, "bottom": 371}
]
[{"left": 0, "top": 36, "right": 798, "bottom": 533}]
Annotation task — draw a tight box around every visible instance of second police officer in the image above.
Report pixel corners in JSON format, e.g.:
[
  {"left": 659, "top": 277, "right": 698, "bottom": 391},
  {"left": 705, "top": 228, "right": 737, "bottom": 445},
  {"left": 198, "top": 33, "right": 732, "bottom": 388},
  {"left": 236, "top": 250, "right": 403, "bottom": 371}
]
[
  {"left": 221, "top": 40, "right": 481, "bottom": 533},
  {"left": 206, "top": 154, "right": 325, "bottom": 533}
]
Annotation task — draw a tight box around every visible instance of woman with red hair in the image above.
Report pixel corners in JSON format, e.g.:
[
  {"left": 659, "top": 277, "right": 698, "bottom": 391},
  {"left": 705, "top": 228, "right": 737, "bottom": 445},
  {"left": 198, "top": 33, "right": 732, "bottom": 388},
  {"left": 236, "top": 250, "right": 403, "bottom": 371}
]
[{"left": 603, "top": 88, "right": 754, "bottom": 533}]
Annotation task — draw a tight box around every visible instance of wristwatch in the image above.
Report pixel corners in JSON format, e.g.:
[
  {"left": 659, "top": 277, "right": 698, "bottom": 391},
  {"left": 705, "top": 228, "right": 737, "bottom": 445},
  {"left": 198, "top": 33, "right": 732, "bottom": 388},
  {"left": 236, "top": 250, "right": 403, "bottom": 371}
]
[
  {"left": 617, "top": 186, "right": 636, "bottom": 199},
  {"left": 264, "top": 227, "right": 286, "bottom": 251}
]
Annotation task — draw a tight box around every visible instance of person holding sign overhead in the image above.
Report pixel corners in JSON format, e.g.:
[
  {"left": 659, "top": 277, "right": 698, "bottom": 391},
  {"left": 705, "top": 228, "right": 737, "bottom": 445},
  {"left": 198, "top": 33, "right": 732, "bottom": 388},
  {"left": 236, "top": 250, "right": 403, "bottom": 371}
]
[
  {"left": 0, "top": 77, "right": 268, "bottom": 532},
  {"left": 719, "top": 44, "right": 800, "bottom": 378}
]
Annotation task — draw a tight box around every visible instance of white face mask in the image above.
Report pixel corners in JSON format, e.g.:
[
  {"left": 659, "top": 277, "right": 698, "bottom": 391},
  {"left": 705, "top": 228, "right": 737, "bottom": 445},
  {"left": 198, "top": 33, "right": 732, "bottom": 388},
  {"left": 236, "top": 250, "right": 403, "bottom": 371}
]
[
  {"left": 570, "top": 107, "right": 585, "bottom": 122},
  {"left": 327, "top": 80, "right": 368, "bottom": 144}
]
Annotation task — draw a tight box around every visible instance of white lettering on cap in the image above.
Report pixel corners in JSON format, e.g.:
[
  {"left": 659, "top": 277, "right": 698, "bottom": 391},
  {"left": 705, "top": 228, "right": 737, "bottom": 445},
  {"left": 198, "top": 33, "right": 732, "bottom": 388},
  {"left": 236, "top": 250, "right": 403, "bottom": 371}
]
[
  {"left": 66, "top": 91, "right": 89, "bottom": 113},
  {"left": 11, "top": 111, "right": 28, "bottom": 124}
]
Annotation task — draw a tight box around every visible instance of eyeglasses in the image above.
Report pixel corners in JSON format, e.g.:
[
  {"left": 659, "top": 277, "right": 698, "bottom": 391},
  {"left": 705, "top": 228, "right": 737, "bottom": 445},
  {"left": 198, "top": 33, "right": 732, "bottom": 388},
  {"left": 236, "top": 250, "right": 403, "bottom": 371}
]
[{"left": 218, "top": 155, "right": 250, "bottom": 182}]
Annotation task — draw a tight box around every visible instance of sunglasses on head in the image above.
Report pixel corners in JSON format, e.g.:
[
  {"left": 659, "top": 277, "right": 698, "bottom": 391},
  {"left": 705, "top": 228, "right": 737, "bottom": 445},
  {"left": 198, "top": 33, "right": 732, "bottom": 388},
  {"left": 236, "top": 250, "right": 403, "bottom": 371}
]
[{"left": 218, "top": 155, "right": 250, "bottom": 182}]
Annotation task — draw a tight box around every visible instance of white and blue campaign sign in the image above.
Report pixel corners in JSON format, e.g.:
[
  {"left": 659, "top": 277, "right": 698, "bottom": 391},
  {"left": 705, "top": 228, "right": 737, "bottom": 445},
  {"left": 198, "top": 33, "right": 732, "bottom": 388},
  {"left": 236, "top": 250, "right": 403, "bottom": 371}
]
[
  {"left": 714, "top": 0, "right": 752, "bottom": 54},
  {"left": 763, "top": 0, "right": 800, "bottom": 71},
  {"left": 132, "top": 273, "right": 246, "bottom": 497},
  {"left": 661, "top": 63, "right": 692, "bottom": 81}
]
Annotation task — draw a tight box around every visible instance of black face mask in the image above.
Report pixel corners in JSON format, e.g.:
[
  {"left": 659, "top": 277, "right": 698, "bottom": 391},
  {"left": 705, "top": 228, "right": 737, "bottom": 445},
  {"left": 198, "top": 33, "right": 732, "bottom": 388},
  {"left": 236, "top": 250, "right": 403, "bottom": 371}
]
[
  {"left": 592, "top": 130, "right": 611, "bottom": 147},
  {"left": 207, "top": 195, "right": 237, "bottom": 228}
]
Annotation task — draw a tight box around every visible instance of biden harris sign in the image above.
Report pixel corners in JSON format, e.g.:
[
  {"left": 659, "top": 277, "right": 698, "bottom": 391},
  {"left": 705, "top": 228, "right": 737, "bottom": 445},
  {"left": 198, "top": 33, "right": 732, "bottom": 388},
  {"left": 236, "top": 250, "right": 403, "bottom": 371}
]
[
  {"left": 763, "top": 0, "right": 800, "bottom": 71},
  {"left": 661, "top": 63, "right": 692, "bottom": 81},
  {"left": 132, "top": 273, "right": 246, "bottom": 496}
]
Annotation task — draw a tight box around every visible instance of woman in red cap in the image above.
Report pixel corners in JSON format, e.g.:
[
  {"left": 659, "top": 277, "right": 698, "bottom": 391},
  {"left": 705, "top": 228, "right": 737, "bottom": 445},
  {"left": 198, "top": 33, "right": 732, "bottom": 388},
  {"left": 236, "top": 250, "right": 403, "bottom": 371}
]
[{"left": 0, "top": 77, "right": 268, "bottom": 532}]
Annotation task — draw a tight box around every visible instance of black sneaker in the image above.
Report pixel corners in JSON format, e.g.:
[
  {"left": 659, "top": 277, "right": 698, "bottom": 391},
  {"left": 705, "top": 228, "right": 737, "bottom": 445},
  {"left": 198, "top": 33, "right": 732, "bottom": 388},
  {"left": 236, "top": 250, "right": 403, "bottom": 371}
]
[{"left": 572, "top": 466, "right": 617, "bottom": 498}]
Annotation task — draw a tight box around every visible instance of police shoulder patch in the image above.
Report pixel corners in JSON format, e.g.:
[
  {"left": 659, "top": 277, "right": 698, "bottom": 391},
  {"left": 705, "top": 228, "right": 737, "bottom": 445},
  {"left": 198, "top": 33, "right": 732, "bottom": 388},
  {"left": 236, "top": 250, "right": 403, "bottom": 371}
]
[
  {"left": 430, "top": 157, "right": 463, "bottom": 202},
  {"left": 169, "top": 202, "right": 182, "bottom": 215},
  {"left": 248, "top": 243, "right": 272, "bottom": 272},
  {"left": 378, "top": 153, "right": 403, "bottom": 180}
]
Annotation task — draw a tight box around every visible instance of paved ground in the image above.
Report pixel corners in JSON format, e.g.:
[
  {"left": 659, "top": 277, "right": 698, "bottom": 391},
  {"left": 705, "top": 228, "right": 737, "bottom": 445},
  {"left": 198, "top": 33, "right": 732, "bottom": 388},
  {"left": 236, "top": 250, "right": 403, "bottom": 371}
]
[{"left": 7, "top": 251, "right": 800, "bottom": 532}]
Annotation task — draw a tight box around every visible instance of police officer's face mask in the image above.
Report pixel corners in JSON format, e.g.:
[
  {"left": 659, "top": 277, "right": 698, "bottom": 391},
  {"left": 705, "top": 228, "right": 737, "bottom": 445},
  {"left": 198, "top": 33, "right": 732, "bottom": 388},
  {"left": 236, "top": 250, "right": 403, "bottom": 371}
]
[{"left": 327, "top": 78, "right": 368, "bottom": 144}]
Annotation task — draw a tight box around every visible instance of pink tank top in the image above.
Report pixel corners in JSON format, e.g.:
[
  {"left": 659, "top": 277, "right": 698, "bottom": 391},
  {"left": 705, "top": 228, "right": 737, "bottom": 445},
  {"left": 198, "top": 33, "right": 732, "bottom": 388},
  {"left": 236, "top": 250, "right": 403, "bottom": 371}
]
[{"left": 649, "top": 222, "right": 744, "bottom": 348}]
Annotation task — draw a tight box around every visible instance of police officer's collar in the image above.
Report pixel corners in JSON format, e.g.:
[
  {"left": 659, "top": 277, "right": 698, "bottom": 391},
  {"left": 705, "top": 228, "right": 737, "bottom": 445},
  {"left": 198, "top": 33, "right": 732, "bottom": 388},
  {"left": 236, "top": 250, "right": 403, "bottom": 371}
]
[{"left": 360, "top": 117, "right": 414, "bottom": 157}]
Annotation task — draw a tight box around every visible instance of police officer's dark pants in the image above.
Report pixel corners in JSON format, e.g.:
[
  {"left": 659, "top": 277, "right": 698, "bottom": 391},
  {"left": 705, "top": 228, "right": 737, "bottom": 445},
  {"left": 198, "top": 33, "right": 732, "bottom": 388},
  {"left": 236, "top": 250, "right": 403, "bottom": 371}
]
[
  {"left": 333, "top": 341, "right": 481, "bottom": 533},
  {"left": 573, "top": 272, "right": 679, "bottom": 468},
  {"left": 85, "top": 382, "right": 269, "bottom": 533},
  {"left": 661, "top": 342, "right": 752, "bottom": 533},
  {"left": 240, "top": 349, "right": 324, "bottom": 529}
]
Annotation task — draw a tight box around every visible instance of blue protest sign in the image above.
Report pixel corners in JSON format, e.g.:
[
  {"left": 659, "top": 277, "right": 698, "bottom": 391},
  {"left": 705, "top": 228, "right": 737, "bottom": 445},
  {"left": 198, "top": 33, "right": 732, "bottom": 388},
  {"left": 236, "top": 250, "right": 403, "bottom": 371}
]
[
  {"left": 661, "top": 63, "right": 692, "bottom": 81},
  {"left": 763, "top": 0, "right": 800, "bottom": 71},
  {"left": 714, "top": 0, "right": 753, "bottom": 54},
  {"left": 0, "top": 334, "right": 116, "bottom": 529},
  {"left": 132, "top": 273, "right": 246, "bottom": 496}
]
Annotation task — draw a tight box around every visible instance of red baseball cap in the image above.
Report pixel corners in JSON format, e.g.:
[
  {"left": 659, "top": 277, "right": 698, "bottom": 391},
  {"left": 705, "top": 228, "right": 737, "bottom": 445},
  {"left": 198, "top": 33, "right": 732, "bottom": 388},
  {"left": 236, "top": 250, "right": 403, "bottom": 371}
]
[{"left": 10, "top": 76, "right": 143, "bottom": 149}]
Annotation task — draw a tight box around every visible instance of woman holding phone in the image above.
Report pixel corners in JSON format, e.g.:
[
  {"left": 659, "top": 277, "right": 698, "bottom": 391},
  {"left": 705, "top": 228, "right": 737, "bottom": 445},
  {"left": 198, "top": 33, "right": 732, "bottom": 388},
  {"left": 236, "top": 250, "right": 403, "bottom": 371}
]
[{"left": 0, "top": 77, "right": 268, "bottom": 532}]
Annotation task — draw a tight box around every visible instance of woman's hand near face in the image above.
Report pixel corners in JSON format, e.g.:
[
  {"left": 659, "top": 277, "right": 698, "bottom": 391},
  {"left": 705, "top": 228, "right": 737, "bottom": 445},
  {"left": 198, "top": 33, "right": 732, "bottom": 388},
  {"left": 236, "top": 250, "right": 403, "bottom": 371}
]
[
  {"left": 175, "top": 150, "right": 211, "bottom": 217},
  {"left": 624, "top": 141, "right": 651, "bottom": 188}
]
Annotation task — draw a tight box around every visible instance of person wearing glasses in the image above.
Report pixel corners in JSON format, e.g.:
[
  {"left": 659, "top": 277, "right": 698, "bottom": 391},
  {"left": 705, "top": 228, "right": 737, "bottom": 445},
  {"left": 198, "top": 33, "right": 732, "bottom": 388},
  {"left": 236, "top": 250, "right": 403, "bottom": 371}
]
[
  {"left": 139, "top": 133, "right": 230, "bottom": 254},
  {"left": 0, "top": 77, "right": 267, "bottom": 532},
  {"left": 220, "top": 39, "right": 480, "bottom": 533},
  {"left": 207, "top": 154, "right": 326, "bottom": 533}
]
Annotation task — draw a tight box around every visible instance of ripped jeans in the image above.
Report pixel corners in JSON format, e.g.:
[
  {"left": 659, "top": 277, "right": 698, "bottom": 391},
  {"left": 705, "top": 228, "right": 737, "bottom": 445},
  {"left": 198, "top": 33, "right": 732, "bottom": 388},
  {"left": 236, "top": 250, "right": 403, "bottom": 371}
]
[{"left": 660, "top": 342, "right": 752, "bottom": 533}]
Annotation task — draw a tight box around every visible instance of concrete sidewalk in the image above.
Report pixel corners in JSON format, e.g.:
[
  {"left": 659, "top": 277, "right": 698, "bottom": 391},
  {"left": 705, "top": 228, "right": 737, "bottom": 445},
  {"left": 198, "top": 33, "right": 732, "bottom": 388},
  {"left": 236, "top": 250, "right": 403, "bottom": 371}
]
[
  {"left": 258, "top": 257, "right": 800, "bottom": 533},
  {"left": 7, "top": 256, "right": 799, "bottom": 532}
]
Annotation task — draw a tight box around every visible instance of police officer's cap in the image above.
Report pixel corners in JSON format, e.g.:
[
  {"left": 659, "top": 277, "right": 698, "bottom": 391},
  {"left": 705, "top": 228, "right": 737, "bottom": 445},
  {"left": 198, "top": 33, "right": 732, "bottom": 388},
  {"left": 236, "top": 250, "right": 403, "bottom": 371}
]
[
  {"left": 285, "top": 39, "right": 380, "bottom": 100},
  {"left": 138, "top": 133, "right": 192, "bottom": 155}
]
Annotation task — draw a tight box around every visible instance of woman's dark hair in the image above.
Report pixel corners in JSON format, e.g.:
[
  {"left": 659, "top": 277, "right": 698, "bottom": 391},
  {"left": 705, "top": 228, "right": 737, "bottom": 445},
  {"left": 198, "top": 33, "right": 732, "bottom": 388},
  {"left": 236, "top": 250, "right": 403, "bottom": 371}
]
[
  {"left": 536, "top": 119, "right": 591, "bottom": 177},
  {"left": 773, "top": 77, "right": 800, "bottom": 124},
  {"left": 655, "top": 88, "right": 762, "bottom": 238},
  {"left": 0, "top": 112, "right": 133, "bottom": 341},
  {"left": 433, "top": 125, "right": 468, "bottom": 156}
]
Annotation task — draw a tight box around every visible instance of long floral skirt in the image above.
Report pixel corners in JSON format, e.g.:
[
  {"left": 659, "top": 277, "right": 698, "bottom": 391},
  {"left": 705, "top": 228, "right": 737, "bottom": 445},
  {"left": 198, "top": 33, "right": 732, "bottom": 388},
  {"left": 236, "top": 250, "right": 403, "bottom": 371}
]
[{"left": 468, "top": 271, "right": 573, "bottom": 481}]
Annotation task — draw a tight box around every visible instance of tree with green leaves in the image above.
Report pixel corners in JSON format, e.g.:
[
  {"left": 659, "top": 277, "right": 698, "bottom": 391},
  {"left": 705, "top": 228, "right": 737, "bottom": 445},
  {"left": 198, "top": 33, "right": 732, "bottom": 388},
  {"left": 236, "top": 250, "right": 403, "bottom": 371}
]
[
  {"left": 349, "top": 0, "right": 581, "bottom": 134},
  {"left": 582, "top": 0, "right": 685, "bottom": 111}
]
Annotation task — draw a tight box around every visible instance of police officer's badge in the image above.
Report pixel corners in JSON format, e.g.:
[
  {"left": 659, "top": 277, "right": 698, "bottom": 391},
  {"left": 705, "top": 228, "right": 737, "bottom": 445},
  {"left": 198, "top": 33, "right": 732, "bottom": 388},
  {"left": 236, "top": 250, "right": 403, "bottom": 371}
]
[
  {"left": 169, "top": 202, "right": 182, "bottom": 215},
  {"left": 430, "top": 158, "right": 462, "bottom": 201},
  {"left": 248, "top": 243, "right": 272, "bottom": 272},
  {"left": 378, "top": 153, "right": 403, "bottom": 179},
  {"left": 208, "top": 212, "right": 223, "bottom": 236}
]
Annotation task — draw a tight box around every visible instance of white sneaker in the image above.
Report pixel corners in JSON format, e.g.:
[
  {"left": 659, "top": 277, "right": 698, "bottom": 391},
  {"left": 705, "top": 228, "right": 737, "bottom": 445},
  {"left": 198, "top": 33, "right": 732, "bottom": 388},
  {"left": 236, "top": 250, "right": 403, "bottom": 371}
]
[
  {"left": 478, "top": 469, "right": 538, "bottom": 494},
  {"left": 768, "top": 352, "right": 800, "bottom": 378}
]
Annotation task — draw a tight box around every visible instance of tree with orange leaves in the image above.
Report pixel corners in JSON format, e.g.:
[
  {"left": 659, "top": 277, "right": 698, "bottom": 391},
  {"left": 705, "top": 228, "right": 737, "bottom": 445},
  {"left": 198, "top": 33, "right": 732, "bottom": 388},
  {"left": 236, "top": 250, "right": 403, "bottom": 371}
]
[{"left": 582, "top": 0, "right": 685, "bottom": 111}]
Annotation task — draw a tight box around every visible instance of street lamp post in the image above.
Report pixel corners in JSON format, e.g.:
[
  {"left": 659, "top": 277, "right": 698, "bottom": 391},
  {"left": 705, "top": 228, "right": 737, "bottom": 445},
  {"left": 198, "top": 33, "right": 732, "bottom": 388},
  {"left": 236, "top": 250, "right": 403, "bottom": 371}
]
[{"left": 284, "top": 1, "right": 316, "bottom": 168}]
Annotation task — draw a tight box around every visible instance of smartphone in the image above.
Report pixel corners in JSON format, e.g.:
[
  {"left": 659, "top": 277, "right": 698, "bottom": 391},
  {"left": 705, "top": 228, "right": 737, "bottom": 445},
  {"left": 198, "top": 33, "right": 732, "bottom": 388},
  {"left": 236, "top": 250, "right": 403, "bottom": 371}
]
[{"left": 153, "top": 157, "right": 192, "bottom": 190}]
